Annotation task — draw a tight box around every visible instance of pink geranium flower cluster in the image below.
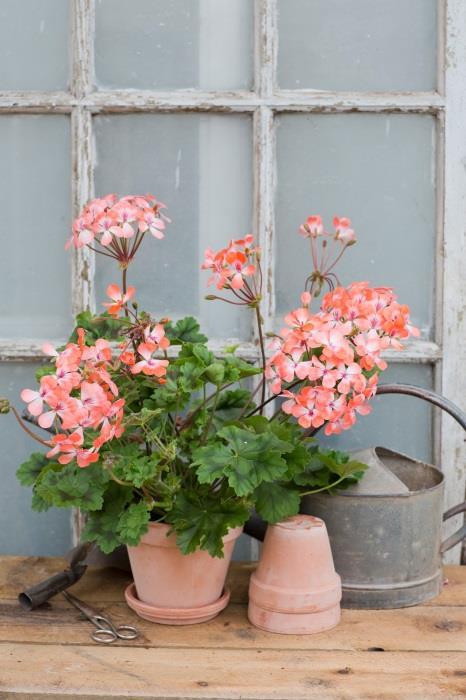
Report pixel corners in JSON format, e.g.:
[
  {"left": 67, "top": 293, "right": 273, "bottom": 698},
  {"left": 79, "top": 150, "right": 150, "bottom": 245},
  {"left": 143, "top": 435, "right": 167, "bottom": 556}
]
[
  {"left": 201, "top": 234, "right": 261, "bottom": 305},
  {"left": 21, "top": 330, "right": 125, "bottom": 467},
  {"left": 266, "top": 282, "right": 419, "bottom": 436},
  {"left": 66, "top": 194, "right": 169, "bottom": 266}
]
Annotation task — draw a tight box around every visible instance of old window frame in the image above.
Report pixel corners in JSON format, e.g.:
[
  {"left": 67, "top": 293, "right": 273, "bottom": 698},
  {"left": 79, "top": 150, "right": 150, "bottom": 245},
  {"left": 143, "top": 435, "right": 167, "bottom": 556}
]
[{"left": 0, "top": 0, "right": 465, "bottom": 561}]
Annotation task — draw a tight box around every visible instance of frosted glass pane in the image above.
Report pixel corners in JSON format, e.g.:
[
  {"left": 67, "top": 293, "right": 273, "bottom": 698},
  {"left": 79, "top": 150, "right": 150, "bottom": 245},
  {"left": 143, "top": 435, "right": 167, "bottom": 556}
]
[
  {"left": 94, "top": 114, "right": 253, "bottom": 340},
  {"left": 276, "top": 114, "right": 436, "bottom": 338},
  {"left": 320, "top": 364, "right": 434, "bottom": 464},
  {"left": 0, "top": 0, "right": 69, "bottom": 90},
  {"left": 0, "top": 116, "right": 71, "bottom": 339},
  {"left": 0, "top": 363, "right": 72, "bottom": 555},
  {"left": 278, "top": 0, "right": 437, "bottom": 91},
  {"left": 95, "top": 0, "right": 253, "bottom": 90}
]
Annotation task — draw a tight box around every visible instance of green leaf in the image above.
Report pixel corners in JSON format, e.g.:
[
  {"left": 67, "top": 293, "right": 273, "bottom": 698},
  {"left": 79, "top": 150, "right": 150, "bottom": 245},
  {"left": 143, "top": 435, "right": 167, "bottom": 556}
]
[
  {"left": 117, "top": 501, "right": 151, "bottom": 547},
  {"left": 82, "top": 483, "right": 132, "bottom": 554},
  {"left": 253, "top": 482, "right": 301, "bottom": 524},
  {"left": 17, "top": 452, "right": 50, "bottom": 487},
  {"left": 31, "top": 489, "right": 51, "bottom": 512},
  {"left": 193, "top": 444, "right": 234, "bottom": 484},
  {"left": 192, "top": 344, "right": 214, "bottom": 366},
  {"left": 69, "top": 310, "right": 126, "bottom": 343},
  {"left": 223, "top": 354, "right": 262, "bottom": 380},
  {"left": 179, "top": 361, "right": 205, "bottom": 393},
  {"left": 112, "top": 450, "right": 160, "bottom": 488},
  {"left": 166, "top": 317, "right": 207, "bottom": 345},
  {"left": 194, "top": 426, "right": 292, "bottom": 497},
  {"left": 168, "top": 491, "right": 249, "bottom": 558},
  {"left": 35, "top": 364, "right": 56, "bottom": 382},
  {"left": 213, "top": 389, "right": 252, "bottom": 427},
  {"left": 35, "top": 462, "right": 110, "bottom": 511},
  {"left": 205, "top": 362, "right": 225, "bottom": 385}
]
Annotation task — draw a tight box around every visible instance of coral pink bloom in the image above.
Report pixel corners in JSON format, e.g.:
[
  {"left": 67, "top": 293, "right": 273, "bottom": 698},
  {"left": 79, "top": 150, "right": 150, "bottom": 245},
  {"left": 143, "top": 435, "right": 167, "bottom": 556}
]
[
  {"left": 82, "top": 339, "right": 112, "bottom": 363},
  {"left": 94, "top": 212, "right": 117, "bottom": 246},
  {"left": 111, "top": 204, "right": 137, "bottom": 238},
  {"left": 265, "top": 363, "right": 282, "bottom": 394},
  {"left": 102, "top": 284, "right": 135, "bottom": 316},
  {"left": 284, "top": 308, "right": 314, "bottom": 334},
  {"left": 138, "top": 210, "right": 165, "bottom": 239},
  {"left": 334, "top": 362, "right": 365, "bottom": 394},
  {"left": 46, "top": 428, "right": 99, "bottom": 468},
  {"left": 305, "top": 358, "right": 339, "bottom": 389},
  {"left": 21, "top": 375, "right": 58, "bottom": 416},
  {"left": 353, "top": 330, "right": 389, "bottom": 370},
  {"left": 66, "top": 215, "right": 94, "bottom": 249},
  {"left": 54, "top": 366, "right": 81, "bottom": 392},
  {"left": 225, "top": 250, "right": 255, "bottom": 290},
  {"left": 333, "top": 216, "right": 356, "bottom": 245},
  {"left": 300, "top": 291, "right": 312, "bottom": 307},
  {"left": 299, "top": 215, "right": 324, "bottom": 238},
  {"left": 119, "top": 349, "right": 135, "bottom": 366},
  {"left": 144, "top": 324, "right": 170, "bottom": 350},
  {"left": 317, "top": 329, "right": 354, "bottom": 364},
  {"left": 38, "top": 391, "right": 83, "bottom": 430},
  {"left": 131, "top": 343, "right": 169, "bottom": 377},
  {"left": 293, "top": 404, "right": 326, "bottom": 430}
]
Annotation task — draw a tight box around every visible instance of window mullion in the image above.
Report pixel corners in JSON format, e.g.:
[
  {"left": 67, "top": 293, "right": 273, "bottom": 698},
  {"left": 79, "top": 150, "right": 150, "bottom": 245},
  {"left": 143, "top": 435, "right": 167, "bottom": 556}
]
[
  {"left": 70, "top": 0, "right": 95, "bottom": 320},
  {"left": 440, "top": 0, "right": 466, "bottom": 564}
]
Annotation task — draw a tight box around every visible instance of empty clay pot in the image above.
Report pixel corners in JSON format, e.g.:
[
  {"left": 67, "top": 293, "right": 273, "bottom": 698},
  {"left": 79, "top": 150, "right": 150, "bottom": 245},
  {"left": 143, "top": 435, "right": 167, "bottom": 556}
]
[
  {"left": 125, "top": 522, "right": 242, "bottom": 625},
  {"left": 248, "top": 515, "right": 341, "bottom": 634}
]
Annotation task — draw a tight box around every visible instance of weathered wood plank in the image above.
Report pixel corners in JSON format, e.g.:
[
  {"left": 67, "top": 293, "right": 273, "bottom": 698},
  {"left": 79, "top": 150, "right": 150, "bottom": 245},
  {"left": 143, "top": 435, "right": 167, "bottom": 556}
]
[
  {"left": 1, "top": 600, "right": 466, "bottom": 653},
  {"left": 1, "top": 559, "right": 464, "bottom": 607},
  {"left": 1, "top": 644, "right": 465, "bottom": 699}
]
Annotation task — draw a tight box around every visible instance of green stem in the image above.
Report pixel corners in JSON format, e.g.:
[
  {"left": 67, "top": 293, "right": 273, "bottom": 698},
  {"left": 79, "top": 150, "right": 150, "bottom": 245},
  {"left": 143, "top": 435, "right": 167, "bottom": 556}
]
[
  {"left": 10, "top": 407, "right": 51, "bottom": 447},
  {"left": 255, "top": 305, "right": 267, "bottom": 414},
  {"left": 300, "top": 474, "right": 347, "bottom": 496},
  {"left": 201, "top": 388, "right": 220, "bottom": 444}
]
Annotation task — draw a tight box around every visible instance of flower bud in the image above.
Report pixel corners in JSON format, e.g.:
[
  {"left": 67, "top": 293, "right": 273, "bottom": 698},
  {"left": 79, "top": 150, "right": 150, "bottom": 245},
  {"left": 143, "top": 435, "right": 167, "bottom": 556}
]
[{"left": 0, "top": 398, "right": 10, "bottom": 414}]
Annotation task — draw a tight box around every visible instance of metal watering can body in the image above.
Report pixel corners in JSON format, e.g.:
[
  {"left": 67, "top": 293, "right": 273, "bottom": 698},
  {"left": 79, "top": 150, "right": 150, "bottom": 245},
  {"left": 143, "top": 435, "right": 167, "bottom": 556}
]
[{"left": 301, "top": 384, "right": 466, "bottom": 609}]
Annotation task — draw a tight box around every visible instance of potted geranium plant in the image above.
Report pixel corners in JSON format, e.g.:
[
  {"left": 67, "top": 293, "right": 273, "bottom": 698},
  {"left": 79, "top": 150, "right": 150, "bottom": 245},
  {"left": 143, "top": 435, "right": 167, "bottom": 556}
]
[{"left": 1, "top": 195, "right": 418, "bottom": 624}]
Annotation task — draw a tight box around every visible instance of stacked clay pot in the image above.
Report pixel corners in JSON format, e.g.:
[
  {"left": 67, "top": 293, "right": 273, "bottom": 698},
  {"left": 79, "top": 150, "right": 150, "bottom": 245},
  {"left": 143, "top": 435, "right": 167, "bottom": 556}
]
[{"left": 248, "top": 515, "right": 341, "bottom": 634}]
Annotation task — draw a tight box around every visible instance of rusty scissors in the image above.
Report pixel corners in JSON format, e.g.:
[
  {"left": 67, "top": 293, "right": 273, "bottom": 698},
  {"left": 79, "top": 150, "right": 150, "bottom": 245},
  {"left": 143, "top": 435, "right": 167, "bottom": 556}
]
[{"left": 63, "top": 590, "right": 139, "bottom": 644}]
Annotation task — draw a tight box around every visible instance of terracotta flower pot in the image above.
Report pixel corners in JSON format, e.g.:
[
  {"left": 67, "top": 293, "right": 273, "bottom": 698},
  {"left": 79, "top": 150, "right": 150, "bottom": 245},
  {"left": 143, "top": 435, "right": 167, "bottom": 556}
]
[
  {"left": 124, "top": 522, "right": 243, "bottom": 625},
  {"left": 248, "top": 515, "right": 341, "bottom": 634}
]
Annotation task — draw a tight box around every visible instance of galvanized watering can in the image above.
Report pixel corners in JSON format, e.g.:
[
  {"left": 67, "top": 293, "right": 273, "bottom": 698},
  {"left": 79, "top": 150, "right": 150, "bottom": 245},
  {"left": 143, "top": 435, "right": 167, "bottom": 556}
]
[{"left": 301, "top": 384, "right": 466, "bottom": 609}]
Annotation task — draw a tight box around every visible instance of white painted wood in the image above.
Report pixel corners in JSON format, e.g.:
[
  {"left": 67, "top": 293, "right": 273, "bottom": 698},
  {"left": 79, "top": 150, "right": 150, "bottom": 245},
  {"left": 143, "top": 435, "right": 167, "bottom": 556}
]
[
  {"left": 0, "top": 90, "right": 445, "bottom": 114},
  {"left": 0, "top": 338, "right": 443, "bottom": 364},
  {"left": 440, "top": 0, "right": 466, "bottom": 564},
  {"left": 70, "top": 0, "right": 95, "bottom": 544}
]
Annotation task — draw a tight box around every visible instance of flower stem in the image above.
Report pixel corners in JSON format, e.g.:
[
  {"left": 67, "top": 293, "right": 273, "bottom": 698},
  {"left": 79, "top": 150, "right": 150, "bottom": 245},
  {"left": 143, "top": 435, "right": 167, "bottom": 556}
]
[
  {"left": 10, "top": 406, "right": 50, "bottom": 448},
  {"left": 255, "top": 305, "right": 266, "bottom": 413},
  {"left": 300, "top": 474, "right": 348, "bottom": 496}
]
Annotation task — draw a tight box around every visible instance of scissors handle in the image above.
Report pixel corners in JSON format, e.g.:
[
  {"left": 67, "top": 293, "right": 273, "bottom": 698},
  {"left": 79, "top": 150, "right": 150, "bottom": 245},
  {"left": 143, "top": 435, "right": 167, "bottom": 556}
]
[
  {"left": 92, "top": 627, "right": 118, "bottom": 644},
  {"left": 93, "top": 614, "right": 139, "bottom": 642}
]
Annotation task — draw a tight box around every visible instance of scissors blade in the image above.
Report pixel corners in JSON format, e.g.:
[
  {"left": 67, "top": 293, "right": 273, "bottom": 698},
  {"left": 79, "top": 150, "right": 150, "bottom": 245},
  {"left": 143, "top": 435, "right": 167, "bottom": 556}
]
[{"left": 62, "top": 591, "right": 102, "bottom": 623}]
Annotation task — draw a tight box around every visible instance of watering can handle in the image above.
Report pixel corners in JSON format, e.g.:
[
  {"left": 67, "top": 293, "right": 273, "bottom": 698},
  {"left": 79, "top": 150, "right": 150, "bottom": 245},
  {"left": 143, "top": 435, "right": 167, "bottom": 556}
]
[
  {"left": 377, "top": 383, "right": 466, "bottom": 553},
  {"left": 441, "top": 502, "right": 466, "bottom": 552}
]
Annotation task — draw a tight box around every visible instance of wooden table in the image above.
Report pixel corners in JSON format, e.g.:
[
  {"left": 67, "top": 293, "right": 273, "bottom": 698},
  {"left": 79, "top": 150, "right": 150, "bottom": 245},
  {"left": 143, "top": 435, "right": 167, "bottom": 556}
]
[{"left": 0, "top": 557, "right": 465, "bottom": 699}]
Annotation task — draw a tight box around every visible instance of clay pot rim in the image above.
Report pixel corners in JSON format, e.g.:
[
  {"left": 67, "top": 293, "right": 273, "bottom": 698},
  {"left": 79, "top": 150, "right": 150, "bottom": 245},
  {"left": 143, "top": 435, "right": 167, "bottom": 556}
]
[
  {"left": 249, "top": 572, "right": 341, "bottom": 599},
  {"left": 125, "top": 583, "right": 231, "bottom": 621},
  {"left": 272, "top": 515, "right": 325, "bottom": 531},
  {"left": 134, "top": 521, "right": 243, "bottom": 549}
]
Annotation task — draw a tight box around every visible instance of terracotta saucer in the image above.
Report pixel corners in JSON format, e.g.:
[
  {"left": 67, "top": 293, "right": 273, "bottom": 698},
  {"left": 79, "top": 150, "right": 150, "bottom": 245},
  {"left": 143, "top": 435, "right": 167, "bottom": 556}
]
[{"left": 124, "top": 583, "right": 231, "bottom": 625}]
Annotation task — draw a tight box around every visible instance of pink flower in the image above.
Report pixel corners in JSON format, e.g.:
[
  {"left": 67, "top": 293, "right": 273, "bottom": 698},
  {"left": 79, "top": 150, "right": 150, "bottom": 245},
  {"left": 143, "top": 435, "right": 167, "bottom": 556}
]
[
  {"left": 102, "top": 284, "right": 135, "bottom": 317},
  {"left": 143, "top": 324, "right": 170, "bottom": 351},
  {"left": 131, "top": 343, "right": 169, "bottom": 377},
  {"left": 138, "top": 210, "right": 165, "bottom": 239},
  {"left": 333, "top": 216, "right": 356, "bottom": 245},
  {"left": 299, "top": 215, "right": 324, "bottom": 238},
  {"left": 21, "top": 375, "right": 58, "bottom": 416}
]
